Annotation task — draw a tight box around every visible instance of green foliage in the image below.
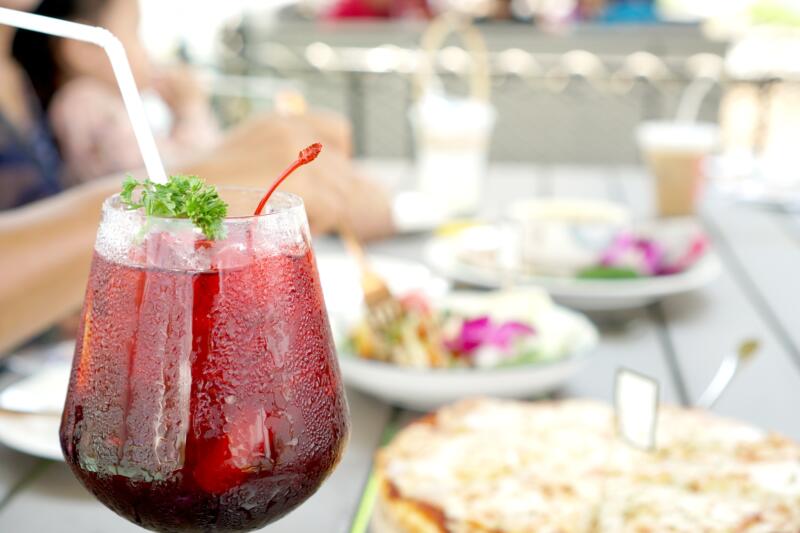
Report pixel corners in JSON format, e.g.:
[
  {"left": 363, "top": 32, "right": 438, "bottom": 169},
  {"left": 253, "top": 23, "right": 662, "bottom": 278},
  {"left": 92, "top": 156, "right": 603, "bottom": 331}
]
[
  {"left": 120, "top": 175, "right": 228, "bottom": 240},
  {"left": 577, "top": 266, "right": 641, "bottom": 280}
]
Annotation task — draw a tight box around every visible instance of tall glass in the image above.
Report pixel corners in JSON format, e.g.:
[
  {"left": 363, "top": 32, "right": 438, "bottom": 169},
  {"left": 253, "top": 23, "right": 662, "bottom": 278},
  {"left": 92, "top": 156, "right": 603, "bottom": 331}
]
[{"left": 59, "top": 189, "right": 350, "bottom": 532}]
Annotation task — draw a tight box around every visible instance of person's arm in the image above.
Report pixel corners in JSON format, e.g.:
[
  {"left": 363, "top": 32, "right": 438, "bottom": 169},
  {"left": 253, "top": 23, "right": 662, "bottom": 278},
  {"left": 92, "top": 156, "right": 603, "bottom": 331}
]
[
  {"left": 153, "top": 67, "right": 219, "bottom": 155},
  {"left": 0, "top": 175, "right": 123, "bottom": 355}
]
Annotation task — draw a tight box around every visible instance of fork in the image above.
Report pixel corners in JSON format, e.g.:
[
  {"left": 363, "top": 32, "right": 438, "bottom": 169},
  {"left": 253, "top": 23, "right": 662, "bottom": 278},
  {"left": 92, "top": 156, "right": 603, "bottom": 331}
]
[
  {"left": 338, "top": 221, "right": 404, "bottom": 332},
  {"left": 695, "top": 338, "right": 761, "bottom": 409}
]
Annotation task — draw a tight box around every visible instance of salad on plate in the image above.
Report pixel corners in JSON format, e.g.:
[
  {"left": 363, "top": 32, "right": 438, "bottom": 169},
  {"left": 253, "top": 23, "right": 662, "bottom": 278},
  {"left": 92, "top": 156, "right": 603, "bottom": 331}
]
[{"left": 346, "top": 288, "right": 585, "bottom": 370}]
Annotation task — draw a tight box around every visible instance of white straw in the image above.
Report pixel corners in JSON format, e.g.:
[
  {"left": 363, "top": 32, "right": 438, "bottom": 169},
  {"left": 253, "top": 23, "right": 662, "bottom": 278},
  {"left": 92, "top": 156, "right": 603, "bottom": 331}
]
[
  {"left": 0, "top": 7, "right": 168, "bottom": 183},
  {"left": 675, "top": 77, "right": 715, "bottom": 124}
]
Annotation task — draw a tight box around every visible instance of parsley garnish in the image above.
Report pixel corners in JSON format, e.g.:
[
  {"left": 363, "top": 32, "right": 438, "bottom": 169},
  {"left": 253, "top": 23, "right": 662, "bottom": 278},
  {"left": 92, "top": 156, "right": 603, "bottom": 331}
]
[
  {"left": 577, "top": 266, "right": 641, "bottom": 280},
  {"left": 120, "top": 175, "right": 228, "bottom": 240}
]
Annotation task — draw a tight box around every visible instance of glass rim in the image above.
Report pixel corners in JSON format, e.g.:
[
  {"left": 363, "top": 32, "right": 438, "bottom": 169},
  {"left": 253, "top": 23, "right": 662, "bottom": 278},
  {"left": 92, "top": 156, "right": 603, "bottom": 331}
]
[{"left": 102, "top": 187, "right": 305, "bottom": 223}]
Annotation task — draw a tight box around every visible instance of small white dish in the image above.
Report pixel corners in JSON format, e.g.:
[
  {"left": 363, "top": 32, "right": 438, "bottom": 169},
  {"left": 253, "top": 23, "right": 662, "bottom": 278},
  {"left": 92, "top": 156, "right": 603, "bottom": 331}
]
[
  {"left": 424, "top": 225, "right": 722, "bottom": 310},
  {"left": 0, "top": 365, "right": 70, "bottom": 461}
]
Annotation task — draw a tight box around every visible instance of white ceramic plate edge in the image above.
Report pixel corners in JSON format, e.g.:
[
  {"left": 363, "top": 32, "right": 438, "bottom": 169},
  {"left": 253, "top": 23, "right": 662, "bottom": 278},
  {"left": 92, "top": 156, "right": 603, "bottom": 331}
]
[
  {"left": 0, "top": 413, "right": 63, "bottom": 461},
  {"left": 424, "top": 236, "right": 722, "bottom": 304}
]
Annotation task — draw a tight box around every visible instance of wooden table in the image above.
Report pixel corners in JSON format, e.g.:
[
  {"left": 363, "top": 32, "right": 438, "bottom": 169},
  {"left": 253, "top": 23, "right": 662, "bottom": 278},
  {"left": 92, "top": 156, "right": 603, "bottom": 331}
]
[{"left": 1, "top": 163, "right": 799, "bottom": 532}]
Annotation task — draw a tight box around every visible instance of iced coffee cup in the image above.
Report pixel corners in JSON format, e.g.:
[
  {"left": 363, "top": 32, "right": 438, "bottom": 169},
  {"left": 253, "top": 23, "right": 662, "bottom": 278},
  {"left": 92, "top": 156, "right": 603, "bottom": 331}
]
[{"left": 636, "top": 121, "right": 719, "bottom": 217}]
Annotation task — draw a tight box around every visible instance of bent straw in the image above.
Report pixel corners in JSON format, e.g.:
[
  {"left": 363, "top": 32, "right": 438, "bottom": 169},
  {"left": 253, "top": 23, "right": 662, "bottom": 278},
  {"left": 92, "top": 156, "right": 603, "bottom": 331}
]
[
  {"left": 675, "top": 77, "right": 715, "bottom": 124},
  {"left": 0, "top": 7, "right": 167, "bottom": 183}
]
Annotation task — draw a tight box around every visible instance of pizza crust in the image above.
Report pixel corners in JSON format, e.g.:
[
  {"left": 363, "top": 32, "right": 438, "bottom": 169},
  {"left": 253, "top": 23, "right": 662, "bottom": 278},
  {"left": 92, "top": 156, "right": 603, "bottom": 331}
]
[{"left": 374, "top": 399, "right": 800, "bottom": 533}]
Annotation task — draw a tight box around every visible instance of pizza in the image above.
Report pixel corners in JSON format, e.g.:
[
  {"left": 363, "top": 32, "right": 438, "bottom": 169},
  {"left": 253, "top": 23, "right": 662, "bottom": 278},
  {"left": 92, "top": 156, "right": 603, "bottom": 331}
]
[{"left": 373, "top": 399, "right": 800, "bottom": 533}]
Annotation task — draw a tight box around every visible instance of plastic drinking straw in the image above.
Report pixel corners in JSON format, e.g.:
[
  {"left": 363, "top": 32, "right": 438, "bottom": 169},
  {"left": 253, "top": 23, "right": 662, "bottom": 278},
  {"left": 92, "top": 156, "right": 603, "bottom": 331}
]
[
  {"left": 0, "top": 7, "right": 168, "bottom": 183},
  {"left": 675, "top": 77, "right": 715, "bottom": 123}
]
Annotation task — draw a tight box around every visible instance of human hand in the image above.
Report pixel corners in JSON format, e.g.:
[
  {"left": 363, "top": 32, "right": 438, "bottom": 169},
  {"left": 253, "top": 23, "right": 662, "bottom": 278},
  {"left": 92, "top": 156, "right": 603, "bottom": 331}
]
[
  {"left": 181, "top": 113, "right": 393, "bottom": 240},
  {"left": 153, "top": 65, "right": 209, "bottom": 118},
  {"left": 294, "top": 110, "right": 353, "bottom": 156}
]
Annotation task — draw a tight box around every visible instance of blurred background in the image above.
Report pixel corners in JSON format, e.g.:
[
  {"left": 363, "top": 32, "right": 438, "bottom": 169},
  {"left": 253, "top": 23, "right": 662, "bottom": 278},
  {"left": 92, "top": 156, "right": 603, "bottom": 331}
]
[
  {"left": 137, "top": 0, "right": 798, "bottom": 167},
  {"left": 4, "top": 2, "right": 800, "bottom": 531}
]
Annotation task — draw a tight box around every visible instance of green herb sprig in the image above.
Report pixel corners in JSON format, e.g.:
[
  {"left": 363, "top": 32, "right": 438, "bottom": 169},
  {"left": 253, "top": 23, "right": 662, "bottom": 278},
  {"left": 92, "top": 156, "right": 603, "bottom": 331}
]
[
  {"left": 577, "top": 266, "right": 640, "bottom": 280},
  {"left": 121, "top": 175, "right": 228, "bottom": 240}
]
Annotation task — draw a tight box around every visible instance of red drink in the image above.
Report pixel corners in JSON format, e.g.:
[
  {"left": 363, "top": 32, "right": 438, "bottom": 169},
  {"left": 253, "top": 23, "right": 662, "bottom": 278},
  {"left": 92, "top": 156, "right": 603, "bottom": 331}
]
[{"left": 60, "top": 191, "right": 349, "bottom": 532}]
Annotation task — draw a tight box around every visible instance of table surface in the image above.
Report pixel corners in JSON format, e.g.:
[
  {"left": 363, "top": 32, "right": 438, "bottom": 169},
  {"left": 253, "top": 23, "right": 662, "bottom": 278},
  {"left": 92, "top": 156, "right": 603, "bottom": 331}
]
[{"left": 2, "top": 162, "right": 800, "bottom": 533}]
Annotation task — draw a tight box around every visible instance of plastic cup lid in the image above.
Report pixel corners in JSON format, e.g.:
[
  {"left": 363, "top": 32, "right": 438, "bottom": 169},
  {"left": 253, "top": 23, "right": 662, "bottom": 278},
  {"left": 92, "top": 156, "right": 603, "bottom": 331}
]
[{"left": 636, "top": 121, "right": 719, "bottom": 151}]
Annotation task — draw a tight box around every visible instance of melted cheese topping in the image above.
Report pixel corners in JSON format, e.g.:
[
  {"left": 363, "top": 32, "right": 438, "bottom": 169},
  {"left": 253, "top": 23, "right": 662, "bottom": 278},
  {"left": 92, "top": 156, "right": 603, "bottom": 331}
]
[{"left": 377, "top": 399, "right": 800, "bottom": 533}]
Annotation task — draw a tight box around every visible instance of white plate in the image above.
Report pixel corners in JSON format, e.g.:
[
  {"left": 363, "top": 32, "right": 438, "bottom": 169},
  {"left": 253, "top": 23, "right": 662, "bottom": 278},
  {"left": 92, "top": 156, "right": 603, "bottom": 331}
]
[
  {"left": 3, "top": 340, "right": 74, "bottom": 375},
  {"left": 0, "top": 365, "right": 70, "bottom": 461},
  {"left": 424, "top": 235, "right": 722, "bottom": 311},
  {"left": 316, "top": 254, "right": 598, "bottom": 410},
  {"left": 0, "top": 413, "right": 63, "bottom": 461}
]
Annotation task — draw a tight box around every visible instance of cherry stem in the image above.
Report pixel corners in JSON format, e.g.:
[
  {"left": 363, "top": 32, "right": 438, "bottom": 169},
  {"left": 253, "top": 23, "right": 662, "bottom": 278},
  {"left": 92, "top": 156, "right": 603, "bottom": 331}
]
[{"left": 253, "top": 143, "right": 323, "bottom": 216}]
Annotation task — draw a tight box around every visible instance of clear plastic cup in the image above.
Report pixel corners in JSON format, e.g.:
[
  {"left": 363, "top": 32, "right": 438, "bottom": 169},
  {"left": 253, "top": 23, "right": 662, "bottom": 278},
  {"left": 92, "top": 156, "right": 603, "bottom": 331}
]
[{"left": 636, "top": 121, "right": 719, "bottom": 217}]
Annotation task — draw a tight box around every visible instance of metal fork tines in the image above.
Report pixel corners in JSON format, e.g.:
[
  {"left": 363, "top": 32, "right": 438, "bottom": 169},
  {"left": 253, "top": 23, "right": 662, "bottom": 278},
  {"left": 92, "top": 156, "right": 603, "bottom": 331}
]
[
  {"left": 338, "top": 222, "right": 403, "bottom": 332},
  {"left": 362, "top": 274, "right": 403, "bottom": 331}
]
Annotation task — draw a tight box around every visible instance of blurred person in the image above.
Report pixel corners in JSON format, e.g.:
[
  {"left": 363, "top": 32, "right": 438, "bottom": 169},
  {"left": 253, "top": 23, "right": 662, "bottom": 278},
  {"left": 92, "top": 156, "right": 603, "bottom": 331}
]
[
  {"left": 13, "top": 0, "right": 220, "bottom": 184},
  {"left": 0, "top": 0, "right": 64, "bottom": 209},
  {"left": 4, "top": 0, "right": 393, "bottom": 235},
  {"left": 8, "top": 0, "right": 392, "bottom": 236},
  {"left": 1, "top": 0, "right": 394, "bottom": 354},
  {"left": 0, "top": 111, "right": 394, "bottom": 354}
]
